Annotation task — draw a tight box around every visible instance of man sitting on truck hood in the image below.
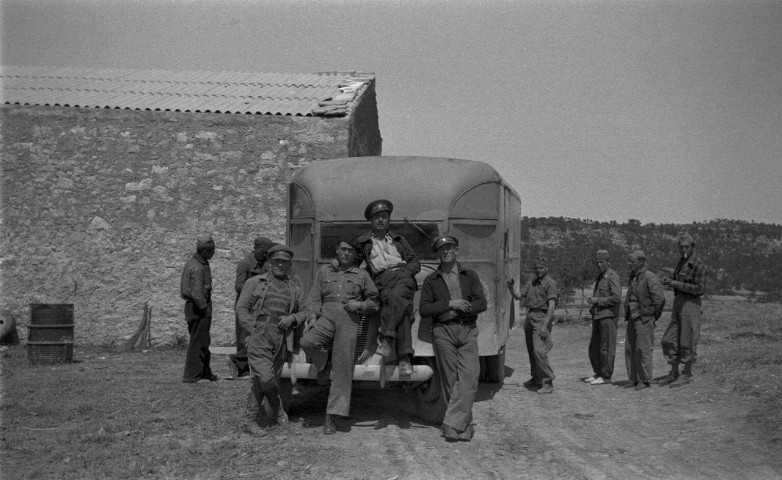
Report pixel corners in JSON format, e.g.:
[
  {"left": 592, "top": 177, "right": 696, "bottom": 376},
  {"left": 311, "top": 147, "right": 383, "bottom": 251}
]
[{"left": 357, "top": 199, "right": 421, "bottom": 376}]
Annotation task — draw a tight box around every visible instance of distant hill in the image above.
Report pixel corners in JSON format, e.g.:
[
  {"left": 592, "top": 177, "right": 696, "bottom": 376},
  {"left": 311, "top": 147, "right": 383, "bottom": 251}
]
[{"left": 520, "top": 217, "right": 782, "bottom": 302}]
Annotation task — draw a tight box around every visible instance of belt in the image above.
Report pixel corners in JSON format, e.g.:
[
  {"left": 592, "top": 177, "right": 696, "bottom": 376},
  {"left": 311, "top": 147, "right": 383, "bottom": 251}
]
[
  {"left": 436, "top": 317, "right": 476, "bottom": 326},
  {"left": 528, "top": 308, "right": 548, "bottom": 313},
  {"left": 376, "top": 266, "right": 405, "bottom": 276}
]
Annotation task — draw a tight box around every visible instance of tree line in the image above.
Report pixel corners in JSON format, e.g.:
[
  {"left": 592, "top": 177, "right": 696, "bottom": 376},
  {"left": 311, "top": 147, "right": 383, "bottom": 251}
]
[{"left": 520, "top": 217, "right": 782, "bottom": 303}]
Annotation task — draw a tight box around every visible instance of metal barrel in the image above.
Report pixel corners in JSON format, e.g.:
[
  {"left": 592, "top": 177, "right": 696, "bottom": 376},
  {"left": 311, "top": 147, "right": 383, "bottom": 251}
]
[{"left": 28, "top": 304, "right": 74, "bottom": 365}]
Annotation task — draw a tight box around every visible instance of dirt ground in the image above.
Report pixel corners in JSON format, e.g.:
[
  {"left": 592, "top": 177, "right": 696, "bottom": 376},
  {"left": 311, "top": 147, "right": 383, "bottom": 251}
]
[{"left": 2, "top": 319, "right": 781, "bottom": 480}]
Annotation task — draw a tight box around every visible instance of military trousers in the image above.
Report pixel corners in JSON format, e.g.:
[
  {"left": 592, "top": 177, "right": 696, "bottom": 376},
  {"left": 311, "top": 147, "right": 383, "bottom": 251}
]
[
  {"left": 246, "top": 322, "right": 287, "bottom": 410},
  {"left": 229, "top": 295, "right": 251, "bottom": 377},
  {"left": 300, "top": 307, "right": 360, "bottom": 417},
  {"left": 524, "top": 311, "right": 555, "bottom": 383},
  {"left": 661, "top": 296, "right": 702, "bottom": 367},
  {"left": 374, "top": 268, "right": 416, "bottom": 357},
  {"left": 183, "top": 301, "right": 213, "bottom": 382},
  {"left": 433, "top": 321, "right": 480, "bottom": 432},
  {"left": 588, "top": 316, "right": 618, "bottom": 380},
  {"left": 625, "top": 316, "right": 655, "bottom": 383}
]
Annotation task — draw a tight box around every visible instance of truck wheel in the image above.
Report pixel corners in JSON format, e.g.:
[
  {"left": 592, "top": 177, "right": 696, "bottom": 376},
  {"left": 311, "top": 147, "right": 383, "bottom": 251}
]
[
  {"left": 413, "top": 358, "right": 446, "bottom": 424},
  {"left": 481, "top": 346, "right": 506, "bottom": 383},
  {"left": 262, "top": 378, "right": 294, "bottom": 415}
]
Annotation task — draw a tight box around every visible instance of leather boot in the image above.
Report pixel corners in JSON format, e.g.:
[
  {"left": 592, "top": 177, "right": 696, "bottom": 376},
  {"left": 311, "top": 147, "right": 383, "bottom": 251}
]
[
  {"left": 266, "top": 385, "right": 288, "bottom": 425},
  {"left": 242, "top": 391, "right": 265, "bottom": 436},
  {"left": 536, "top": 381, "right": 553, "bottom": 394},
  {"left": 658, "top": 364, "right": 680, "bottom": 386},
  {"left": 323, "top": 414, "right": 336, "bottom": 434},
  {"left": 669, "top": 364, "right": 693, "bottom": 388}
]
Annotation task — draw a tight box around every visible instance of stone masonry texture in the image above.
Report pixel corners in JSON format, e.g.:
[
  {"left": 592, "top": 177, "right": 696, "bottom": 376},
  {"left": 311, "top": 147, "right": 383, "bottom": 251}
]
[{"left": 1, "top": 97, "right": 380, "bottom": 346}]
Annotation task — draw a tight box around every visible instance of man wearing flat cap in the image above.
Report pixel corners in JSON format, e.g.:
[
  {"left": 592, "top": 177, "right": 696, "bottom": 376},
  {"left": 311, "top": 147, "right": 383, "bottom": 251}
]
[
  {"left": 419, "top": 234, "right": 486, "bottom": 442},
  {"left": 659, "top": 234, "right": 707, "bottom": 388},
  {"left": 624, "top": 250, "right": 666, "bottom": 390},
  {"left": 507, "top": 257, "right": 558, "bottom": 394},
  {"left": 235, "top": 244, "right": 311, "bottom": 436},
  {"left": 584, "top": 250, "right": 622, "bottom": 385},
  {"left": 356, "top": 199, "right": 421, "bottom": 377},
  {"left": 228, "top": 236, "right": 275, "bottom": 378},
  {"left": 180, "top": 234, "right": 218, "bottom": 383},
  {"left": 300, "top": 236, "right": 379, "bottom": 434}
]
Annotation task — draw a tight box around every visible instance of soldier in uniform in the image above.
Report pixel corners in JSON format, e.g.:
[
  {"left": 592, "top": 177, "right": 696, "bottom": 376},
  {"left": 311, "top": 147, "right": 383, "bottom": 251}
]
[
  {"left": 180, "top": 234, "right": 218, "bottom": 383},
  {"left": 584, "top": 250, "right": 622, "bottom": 385},
  {"left": 507, "top": 257, "right": 558, "bottom": 394},
  {"left": 419, "top": 234, "right": 486, "bottom": 442},
  {"left": 659, "top": 234, "right": 707, "bottom": 387},
  {"left": 624, "top": 250, "right": 666, "bottom": 391},
  {"left": 229, "top": 236, "right": 275, "bottom": 378},
  {"left": 236, "top": 245, "right": 311, "bottom": 436},
  {"left": 300, "top": 236, "right": 379, "bottom": 434},
  {"left": 356, "top": 200, "right": 421, "bottom": 377}
]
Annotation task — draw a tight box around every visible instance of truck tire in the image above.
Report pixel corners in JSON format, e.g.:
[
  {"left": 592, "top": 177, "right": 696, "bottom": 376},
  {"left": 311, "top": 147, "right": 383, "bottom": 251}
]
[
  {"left": 481, "top": 346, "right": 506, "bottom": 384},
  {"left": 413, "top": 357, "right": 446, "bottom": 424}
]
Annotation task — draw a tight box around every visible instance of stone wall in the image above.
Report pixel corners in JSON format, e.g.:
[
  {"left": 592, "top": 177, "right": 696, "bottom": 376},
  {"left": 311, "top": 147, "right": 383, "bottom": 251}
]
[{"left": 0, "top": 101, "right": 379, "bottom": 346}]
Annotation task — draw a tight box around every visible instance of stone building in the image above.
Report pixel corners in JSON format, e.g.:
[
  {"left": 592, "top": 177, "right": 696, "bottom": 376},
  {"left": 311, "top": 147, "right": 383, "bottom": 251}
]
[{"left": 0, "top": 66, "right": 381, "bottom": 346}]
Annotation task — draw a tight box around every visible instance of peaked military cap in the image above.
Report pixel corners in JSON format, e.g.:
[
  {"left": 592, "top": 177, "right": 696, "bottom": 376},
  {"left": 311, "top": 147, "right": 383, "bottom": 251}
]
[
  {"left": 267, "top": 244, "right": 294, "bottom": 260},
  {"left": 364, "top": 199, "right": 393, "bottom": 220},
  {"left": 431, "top": 234, "right": 459, "bottom": 252}
]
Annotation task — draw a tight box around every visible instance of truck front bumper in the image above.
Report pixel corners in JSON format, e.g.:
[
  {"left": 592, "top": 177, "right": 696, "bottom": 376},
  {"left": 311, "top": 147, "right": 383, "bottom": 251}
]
[{"left": 281, "top": 362, "right": 434, "bottom": 383}]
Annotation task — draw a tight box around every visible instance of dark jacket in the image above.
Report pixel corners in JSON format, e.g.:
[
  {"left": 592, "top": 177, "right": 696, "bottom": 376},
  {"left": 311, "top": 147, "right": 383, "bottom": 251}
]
[
  {"left": 624, "top": 267, "right": 666, "bottom": 322},
  {"left": 357, "top": 231, "right": 421, "bottom": 282},
  {"left": 590, "top": 268, "right": 622, "bottom": 320},
  {"left": 180, "top": 253, "right": 212, "bottom": 310},
  {"left": 235, "top": 252, "right": 267, "bottom": 296},
  {"left": 671, "top": 253, "right": 706, "bottom": 298},
  {"left": 419, "top": 263, "right": 487, "bottom": 324}
]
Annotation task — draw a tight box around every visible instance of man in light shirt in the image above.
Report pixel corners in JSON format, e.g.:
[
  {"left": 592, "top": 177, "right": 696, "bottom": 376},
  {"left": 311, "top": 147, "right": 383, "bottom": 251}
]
[{"left": 357, "top": 199, "right": 421, "bottom": 376}]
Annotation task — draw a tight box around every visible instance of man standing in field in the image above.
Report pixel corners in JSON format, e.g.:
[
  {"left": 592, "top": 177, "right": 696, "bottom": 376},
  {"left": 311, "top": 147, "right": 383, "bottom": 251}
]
[
  {"left": 300, "top": 236, "right": 379, "bottom": 434},
  {"left": 507, "top": 257, "right": 558, "bottom": 394},
  {"left": 357, "top": 199, "right": 421, "bottom": 377},
  {"left": 236, "top": 244, "right": 311, "bottom": 436},
  {"left": 659, "top": 234, "right": 707, "bottom": 388},
  {"left": 180, "top": 234, "right": 218, "bottom": 383},
  {"left": 229, "top": 236, "right": 275, "bottom": 378},
  {"left": 584, "top": 250, "right": 622, "bottom": 385},
  {"left": 419, "top": 234, "right": 487, "bottom": 442},
  {"left": 624, "top": 250, "right": 666, "bottom": 391}
]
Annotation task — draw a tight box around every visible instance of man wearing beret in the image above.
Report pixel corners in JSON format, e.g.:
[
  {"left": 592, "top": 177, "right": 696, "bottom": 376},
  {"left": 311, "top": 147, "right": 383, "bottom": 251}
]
[
  {"left": 419, "top": 234, "right": 486, "bottom": 442},
  {"left": 584, "top": 250, "right": 622, "bottom": 385},
  {"left": 507, "top": 257, "right": 558, "bottom": 394},
  {"left": 624, "top": 250, "right": 666, "bottom": 390},
  {"left": 180, "top": 235, "right": 218, "bottom": 383},
  {"left": 228, "top": 236, "right": 275, "bottom": 379},
  {"left": 356, "top": 199, "right": 421, "bottom": 377},
  {"left": 235, "top": 244, "right": 312, "bottom": 436},
  {"left": 659, "top": 234, "right": 707, "bottom": 388},
  {"left": 300, "top": 236, "right": 379, "bottom": 434}
]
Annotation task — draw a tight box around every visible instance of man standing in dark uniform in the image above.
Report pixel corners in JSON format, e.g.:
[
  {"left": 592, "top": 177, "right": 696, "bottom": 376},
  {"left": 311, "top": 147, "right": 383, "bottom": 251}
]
[
  {"left": 236, "top": 244, "right": 311, "bottom": 436},
  {"left": 659, "top": 234, "right": 707, "bottom": 387},
  {"left": 584, "top": 249, "right": 622, "bottom": 385},
  {"left": 507, "top": 257, "right": 558, "bottom": 394},
  {"left": 300, "top": 236, "right": 379, "bottom": 434},
  {"left": 624, "top": 250, "right": 666, "bottom": 391},
  {"left": 356, "top": 200, "right": 421, "bottom": 377},
  {"left": 419, "top": 234, "right": 486, "bottom": 442},
  {"left": 229, "top": 236, "right": 275, "bottom": 378},
  {"left": 180, "top": 234, "right": 218, "bottom": 383}
]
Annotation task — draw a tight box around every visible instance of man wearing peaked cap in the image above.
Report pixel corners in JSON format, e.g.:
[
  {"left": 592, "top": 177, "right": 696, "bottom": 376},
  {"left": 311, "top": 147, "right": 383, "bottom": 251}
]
[
  {"left": 624, "top": 249, "right": 666, "bottom": 391},
  {"left": 229, "top": 236, "right": 275, "bottom": 379},
  {"left": 507, "top": 256, "right": 558, "bottom": 394},
  {"left": 584, "top": 250, "right": 622, "bottom": 386},
  {"left": 419, "top": 234, "right": 486, "bottom": 441},
  {"left": 180, "top": 234, "right": 218, "bottom": 383},
  {"left": 235, "top": 242, "right": 310, "bottom": 436},
  {"left": 659, "top": 234, "right": 707, "bottom": 388},
  {"left": 356, "top": 199, "right": 421, "bottom": 377}
]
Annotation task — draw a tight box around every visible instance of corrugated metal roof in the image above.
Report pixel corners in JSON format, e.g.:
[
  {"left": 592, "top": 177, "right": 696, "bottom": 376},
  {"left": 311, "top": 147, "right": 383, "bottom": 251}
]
[{"left": 0, "top": 66, "right": 374, "bottom": 117}]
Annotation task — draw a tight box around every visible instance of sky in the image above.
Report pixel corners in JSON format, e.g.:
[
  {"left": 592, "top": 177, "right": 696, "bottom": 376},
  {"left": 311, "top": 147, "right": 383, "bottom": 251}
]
[{"left": 2, "top": 0, "right": 781, "bottom": 225}]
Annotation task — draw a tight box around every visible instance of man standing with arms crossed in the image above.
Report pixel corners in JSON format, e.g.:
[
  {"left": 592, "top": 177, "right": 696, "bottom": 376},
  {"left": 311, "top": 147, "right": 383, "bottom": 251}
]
[
  {"left": 300, "top": 236, "right": 379, "bottom": 434},
  {"left": 659, "top": 234, "right": 707, "bottom": 387},
  {"left": 507, "top": 257, "right": 558, "bottom": 394},
  {"left": 584, "top": 250, "right": 622, "bottom": 385},
  {"left": 236, "top": 244, "right": 311, "bottom": 436},
  {"left": 357, "top": 200, "right": 421, "bottom": 377},
  {"left": 624, "top": 250, "right": 666, "bottom": 391},
  {"left": 180, "top": 234, "right": 218, "bottom": 383},
  {"left": 419, "top": 234, "right": 487, "bottom": 442}
]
